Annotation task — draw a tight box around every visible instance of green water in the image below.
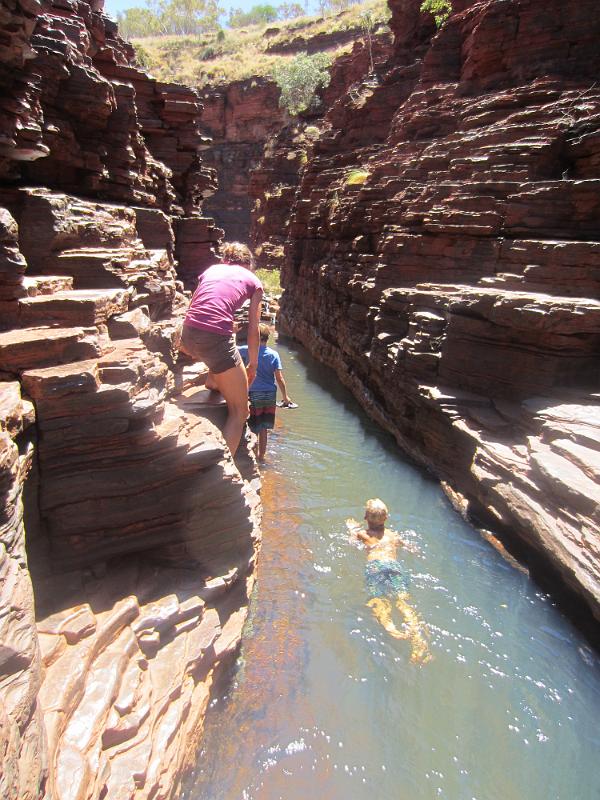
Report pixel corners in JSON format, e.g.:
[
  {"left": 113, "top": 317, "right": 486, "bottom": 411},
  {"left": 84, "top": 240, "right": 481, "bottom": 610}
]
[{"left": 186, "top": 339, "right": 600, "bottom": 800}]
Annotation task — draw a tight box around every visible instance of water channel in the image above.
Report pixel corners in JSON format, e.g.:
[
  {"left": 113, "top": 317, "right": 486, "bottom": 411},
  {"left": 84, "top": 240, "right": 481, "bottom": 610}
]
[{"left": 186, "top": 339, "right": 600, "bottom": 800}]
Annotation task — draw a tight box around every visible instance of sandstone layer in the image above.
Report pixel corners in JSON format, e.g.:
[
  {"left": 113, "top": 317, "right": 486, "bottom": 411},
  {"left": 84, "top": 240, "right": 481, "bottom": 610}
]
[
  {"left": 277, "top": 0, "right": 600, "bottom": 620},
  {"left": 0, "top": 2, "right": 260, "bottom": 797}
]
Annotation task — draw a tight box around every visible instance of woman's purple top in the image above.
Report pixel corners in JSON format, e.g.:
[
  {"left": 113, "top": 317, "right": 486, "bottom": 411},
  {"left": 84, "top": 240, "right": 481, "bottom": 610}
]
[{"left": 184, "top": 263, "right": 262, "bottom": 336}]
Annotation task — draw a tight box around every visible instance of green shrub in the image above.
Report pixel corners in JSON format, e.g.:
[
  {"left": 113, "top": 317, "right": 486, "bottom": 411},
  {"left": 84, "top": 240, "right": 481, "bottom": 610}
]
[
  {"left": 272, "top": 52, "right": 332, "bottom": 115},
  {"left": 303, "top": 125, "right": 321, "bottom": 139},
  {"left": 420, "top": 0, "right": 452, "bottom": 27},
  {"left": 256, "top": 268, "right": 282, "bottom": 294},
  {"left": 134, "top": 43, "right": 152, "bottom": 69}
]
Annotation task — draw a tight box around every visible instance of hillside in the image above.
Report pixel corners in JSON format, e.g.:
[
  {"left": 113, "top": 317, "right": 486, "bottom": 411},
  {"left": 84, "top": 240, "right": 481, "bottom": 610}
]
[{"left": 132, "top": 0, "right": 391, "bottom": 87}]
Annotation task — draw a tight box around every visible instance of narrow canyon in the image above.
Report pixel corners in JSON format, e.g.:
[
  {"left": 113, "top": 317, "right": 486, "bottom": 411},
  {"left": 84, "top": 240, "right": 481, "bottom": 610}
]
[{"left": 0, "top": 0, "right": 599, "bottom": 798}]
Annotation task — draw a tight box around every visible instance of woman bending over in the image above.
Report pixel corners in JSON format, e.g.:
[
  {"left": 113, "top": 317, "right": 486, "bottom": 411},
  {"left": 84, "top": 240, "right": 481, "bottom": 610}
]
[{"left": 180, "top": 242, "right": 262, "bottom": 456}]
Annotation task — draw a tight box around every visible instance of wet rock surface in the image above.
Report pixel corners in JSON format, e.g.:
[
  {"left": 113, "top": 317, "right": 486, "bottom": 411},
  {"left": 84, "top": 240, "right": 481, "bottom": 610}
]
[
  {"left": 277, "top": 0, "right": 600, "bottom": 619},
  {"left": 0, "top": 1, "right": 259, "bottom": 797}
]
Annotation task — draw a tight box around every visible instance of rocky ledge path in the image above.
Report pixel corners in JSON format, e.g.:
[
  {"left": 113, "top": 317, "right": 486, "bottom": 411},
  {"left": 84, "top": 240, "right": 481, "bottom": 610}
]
[{"left": 0, "top": 189, "right": 261, "bottom": 800}]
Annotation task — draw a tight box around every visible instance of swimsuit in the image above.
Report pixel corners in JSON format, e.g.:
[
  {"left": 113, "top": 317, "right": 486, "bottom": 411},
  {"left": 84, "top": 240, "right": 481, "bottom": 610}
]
[{"left": 365, "top": 559, "right": 408, "bottom": 599}]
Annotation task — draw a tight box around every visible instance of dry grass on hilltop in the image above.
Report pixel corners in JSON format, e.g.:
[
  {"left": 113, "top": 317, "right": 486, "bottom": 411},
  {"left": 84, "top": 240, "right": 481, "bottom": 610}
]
[{"left": 132, "top": 0, "right": 390, "bottom": 87}]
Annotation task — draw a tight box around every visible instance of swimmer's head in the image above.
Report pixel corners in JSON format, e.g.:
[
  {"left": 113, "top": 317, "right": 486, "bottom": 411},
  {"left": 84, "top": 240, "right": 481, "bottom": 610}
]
[{"left": 364, "top": 498, "right": 388, "bottom": 528}]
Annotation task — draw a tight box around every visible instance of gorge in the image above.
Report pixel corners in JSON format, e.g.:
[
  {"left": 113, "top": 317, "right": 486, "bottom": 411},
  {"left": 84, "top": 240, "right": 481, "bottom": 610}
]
[{"left": 1, "top": 0, "right": 599, "bottom": 798}]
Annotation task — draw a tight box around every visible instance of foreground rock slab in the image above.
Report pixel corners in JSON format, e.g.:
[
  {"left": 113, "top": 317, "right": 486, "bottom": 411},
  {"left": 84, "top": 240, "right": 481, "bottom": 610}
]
[{"left": 36, "top": 556, "right": 257, "bottom": 800}]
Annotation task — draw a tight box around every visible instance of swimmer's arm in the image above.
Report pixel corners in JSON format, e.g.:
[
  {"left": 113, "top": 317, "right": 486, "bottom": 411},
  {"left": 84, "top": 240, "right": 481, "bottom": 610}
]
[
  {"left": 392, "top": 530, "right": 422, "bottom": 555},
  {"left": 346, "top": 518, "right": 366, "bottom": 544}
]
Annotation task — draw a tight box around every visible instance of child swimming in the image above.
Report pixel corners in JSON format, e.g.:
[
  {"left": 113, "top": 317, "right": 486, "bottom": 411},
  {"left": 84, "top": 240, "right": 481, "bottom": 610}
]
[{"left": 346, "top": 499, "right": 431, "bottom": 665}]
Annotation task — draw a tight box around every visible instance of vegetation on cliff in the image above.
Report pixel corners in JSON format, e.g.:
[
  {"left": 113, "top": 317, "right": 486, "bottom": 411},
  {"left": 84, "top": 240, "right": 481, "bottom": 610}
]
[
  {"left": 273, "top": 51, "right": 333, "bottom": 113},
  {"left": 129, "top": 0, "right": 390, "bottom": 87},
  {"left": 419, "top": 0, "right": 452, "bottom": 27}
]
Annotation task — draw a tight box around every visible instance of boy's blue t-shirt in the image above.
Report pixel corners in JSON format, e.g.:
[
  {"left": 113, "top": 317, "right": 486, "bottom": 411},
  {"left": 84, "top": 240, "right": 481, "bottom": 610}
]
[{"left": 238, "top": 344, "right": 282, "bottom": 392}]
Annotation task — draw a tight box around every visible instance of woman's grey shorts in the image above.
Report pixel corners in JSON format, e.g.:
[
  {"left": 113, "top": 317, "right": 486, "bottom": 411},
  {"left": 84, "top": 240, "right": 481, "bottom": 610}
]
[{"left": 180, "top": 325, "right": 242, "bottom": 374}]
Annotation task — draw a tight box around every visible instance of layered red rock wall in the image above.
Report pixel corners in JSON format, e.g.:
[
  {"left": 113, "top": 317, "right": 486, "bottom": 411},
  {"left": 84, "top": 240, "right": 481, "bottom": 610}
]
[
  {"left": 199, "top": 78, "right": 287, "bottom": 242},
  {"left": 249, "top": 33, "right": 394, "bottom": 270},
  {"left": 0, "top": 2, "right": 259, "bottom": 797},
  {"left": 279, "top": 0, "right": 600, "bottom": 619}
]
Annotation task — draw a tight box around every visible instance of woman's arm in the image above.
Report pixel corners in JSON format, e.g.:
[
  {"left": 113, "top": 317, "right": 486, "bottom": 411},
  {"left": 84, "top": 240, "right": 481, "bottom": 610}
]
[
  {"left": 275, "top": 369, "right": 292, "bottom": 405},
  {"left": 246, "top": 289, "right": 263, "bottom": 385}
]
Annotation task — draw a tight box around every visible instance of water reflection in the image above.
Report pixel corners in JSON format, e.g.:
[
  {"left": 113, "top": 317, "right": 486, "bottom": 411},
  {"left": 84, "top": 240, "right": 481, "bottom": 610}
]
[{"left": 185, "top": 341, "right": 600, "bottom": 800}]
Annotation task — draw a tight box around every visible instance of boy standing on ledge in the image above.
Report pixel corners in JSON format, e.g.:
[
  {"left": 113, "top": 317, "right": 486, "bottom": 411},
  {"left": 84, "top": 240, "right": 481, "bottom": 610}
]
[
  {"left": 347, "top": 498, "right": 431, "bottom": 664},
  {"left": 238, "top": 324, "right": 293, "bottom": 462}
]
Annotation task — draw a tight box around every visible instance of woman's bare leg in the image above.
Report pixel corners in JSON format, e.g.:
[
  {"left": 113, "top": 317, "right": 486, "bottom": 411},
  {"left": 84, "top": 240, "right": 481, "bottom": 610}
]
[
  {"left": 210, "top": 362, "right": 249, "bottom": 456},
  {"left": 205, "top": 371, "right": 218, "bottom": 391}
]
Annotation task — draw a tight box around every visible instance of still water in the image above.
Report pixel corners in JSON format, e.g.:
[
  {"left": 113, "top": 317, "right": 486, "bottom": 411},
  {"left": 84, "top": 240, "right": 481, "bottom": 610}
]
[{"left": 186, "top": 340, "right": 600, "bottom": 800}]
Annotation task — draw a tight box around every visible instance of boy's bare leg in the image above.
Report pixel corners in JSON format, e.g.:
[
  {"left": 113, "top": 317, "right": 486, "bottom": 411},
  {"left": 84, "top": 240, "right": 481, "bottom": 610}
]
[
  {"left": 367, "top": 597, "right": 409, "bottom": 639},
  {"left": 257, "top": 430, "right": 268, "bottom": 461},
  {"left": 395, "top": 593, "right": 432, "bottom": 664}
]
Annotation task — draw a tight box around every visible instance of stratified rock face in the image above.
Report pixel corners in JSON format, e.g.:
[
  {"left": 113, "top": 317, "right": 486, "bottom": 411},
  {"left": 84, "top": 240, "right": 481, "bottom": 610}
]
[
  {"left": 249, "top": 34, "right": 394, "bottom": 270},
  {"left": 35, "top": 556, "right": 257, "bottom": 800},
  {"left": 0, "top": 0, "right": 216, "bottom": 212},
  {"left": 200, "top": 78, "right": 287, "bottom": 242},
  {"left": 0, "top": 386, "right": 47, "bottom": 800},
  {"left": 279, "top": 0, "right": 600, "bottom": 618},
  {"left": 0, "top": 2, "right": 258, "bottom": 798}
]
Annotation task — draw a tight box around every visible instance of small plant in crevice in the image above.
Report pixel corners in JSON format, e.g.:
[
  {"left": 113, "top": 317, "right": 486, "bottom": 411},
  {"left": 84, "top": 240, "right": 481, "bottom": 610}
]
[
  {"left": 345, "top": 168, "right": 370, "bottom": 186},
  {"left": 420, "top": 0, "right": 452, "bottom": 27},
  {"left": 303, "top": 125, "right": 321, "bottom": 140},
  {"left": 359, "top": 10, "right": 376, "bottom": 73}
]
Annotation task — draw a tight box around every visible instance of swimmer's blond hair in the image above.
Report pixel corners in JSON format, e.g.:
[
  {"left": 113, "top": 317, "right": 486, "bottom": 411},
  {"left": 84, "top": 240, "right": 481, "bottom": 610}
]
[
  {"left": 365, "top": 498, "right": 388, "bottom": 526},
  {"left": 220, "top": 241, "right": 255, "bottom": 269}
]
